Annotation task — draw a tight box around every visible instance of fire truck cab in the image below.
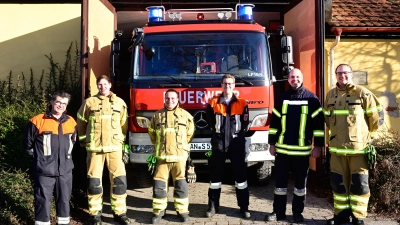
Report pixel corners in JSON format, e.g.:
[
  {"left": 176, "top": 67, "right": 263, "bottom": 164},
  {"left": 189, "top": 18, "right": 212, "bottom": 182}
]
[{"left": 110, "top": 4, "right": 294, "bottom": 187}]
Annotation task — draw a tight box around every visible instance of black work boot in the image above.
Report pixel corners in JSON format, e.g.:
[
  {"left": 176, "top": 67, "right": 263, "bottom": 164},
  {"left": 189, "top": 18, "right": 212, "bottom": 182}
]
[
  {"left": 264, "top": 212, "right": 287, "bottom": 222},
  {"left": 89, "top": 214, "right": 102, "bottom": 225},
  {"left": 293, "top": 213, "right": 304, "bottom": 222},
  {"left": 113, "top": 213, "right": 130, "bottom": 225},
  {"left": 240, "top": 207, "right": 251, "bottom": 219},
  {"left": 352, "top": 218, "right": 365, "bottom": 225},
  {"left": 205, "top": 206, "right": 219, "bottom": 218},
  {"left": 326, "top": 216, "right": 350, "bottom": 225},
  {"left": 178, "top": 212, "right": 190, "bottom": 222},
  {"left": 151, "top": 210, "right": 165, "bottom": 224}
]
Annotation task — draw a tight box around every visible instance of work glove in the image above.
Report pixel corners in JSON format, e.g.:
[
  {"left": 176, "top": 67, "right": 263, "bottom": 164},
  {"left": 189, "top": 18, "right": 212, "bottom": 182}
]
[
  {"left": 146, "top": 155, "right": 157, "bottom": 175},
  {"left": 365, "top": 145, "right": 377, "bottom": 170},
  {"left": 186, "top": 157, "right": 196, "bottom": 183},
  {"left": 122, "top": 144, "right": 130, "bottom": 164}
]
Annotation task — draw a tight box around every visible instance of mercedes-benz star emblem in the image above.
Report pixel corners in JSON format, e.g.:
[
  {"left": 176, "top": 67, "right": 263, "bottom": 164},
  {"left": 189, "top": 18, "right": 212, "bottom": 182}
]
[{"left": 193, "top": 110, "right": 208, "bottom": 129}]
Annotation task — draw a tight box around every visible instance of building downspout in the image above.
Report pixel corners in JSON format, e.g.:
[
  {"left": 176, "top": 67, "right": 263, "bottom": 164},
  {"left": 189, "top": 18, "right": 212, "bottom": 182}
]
[{"left": 329, "top": 28, "right": 342, "bottom": 89}]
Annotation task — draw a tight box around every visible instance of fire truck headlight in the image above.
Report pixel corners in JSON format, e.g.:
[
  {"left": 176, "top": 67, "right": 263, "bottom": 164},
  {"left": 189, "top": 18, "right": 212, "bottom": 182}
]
[
  {"left": 136, "top": 116, "right": 150, "bottom": 128},
  {"left": 131, "top": 145, "right": 154, "bottom": 153},
  {"left": 249, "top": 113, "right": 268, "bottom": 128}
]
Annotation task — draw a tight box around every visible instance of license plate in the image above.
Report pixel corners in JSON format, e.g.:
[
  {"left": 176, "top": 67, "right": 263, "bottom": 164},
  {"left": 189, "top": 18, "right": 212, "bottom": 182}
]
[{"left": 190, "top": 143, "right": 212, "bottom": 151}]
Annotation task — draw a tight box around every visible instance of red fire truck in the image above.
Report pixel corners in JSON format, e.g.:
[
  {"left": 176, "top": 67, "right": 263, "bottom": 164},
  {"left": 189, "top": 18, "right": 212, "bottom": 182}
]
[{"left": 110, "top": 4, "right": 293, "bottom": 187}]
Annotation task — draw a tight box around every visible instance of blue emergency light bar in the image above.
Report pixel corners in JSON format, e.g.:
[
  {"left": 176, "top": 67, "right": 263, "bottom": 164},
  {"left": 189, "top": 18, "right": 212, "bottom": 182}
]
[
  {"left": 146, "top": 6, "right": 165, "bottom": 22},
  {"left": 146, "top": 4, "right": 254, "bottom": 22},
  {"left": 237, "top": 4, "right": 254, "bottom": 20}
]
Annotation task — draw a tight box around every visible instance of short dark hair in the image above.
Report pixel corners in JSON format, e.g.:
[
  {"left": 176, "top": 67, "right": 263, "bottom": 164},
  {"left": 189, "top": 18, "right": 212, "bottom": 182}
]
[
  {"left": 221, "top": 74, "right": 235, "bottom": 83},
  {"left": 165, "top": 89, "right": 179, "bottom": 98},
  {"left": 51, "top": 91, "right": 71, "bottom": 102},
  {"left": 335, "top": 64, "right": 353, "bottom": 73},
  {"left": 96, "top": 75, "right": 112, "bottom": 84}
]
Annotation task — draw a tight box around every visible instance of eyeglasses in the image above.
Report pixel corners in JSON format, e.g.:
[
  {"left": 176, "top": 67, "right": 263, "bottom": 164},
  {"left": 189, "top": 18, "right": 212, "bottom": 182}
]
[
  {"left": 54, "top": 101, "right": 68, "bottom": 107},
  {"left": 222, "top": 83, "right": 234, "bottom": 86},
  {"left": 336, "top": 71, "right": 352, "bottom": 75}
]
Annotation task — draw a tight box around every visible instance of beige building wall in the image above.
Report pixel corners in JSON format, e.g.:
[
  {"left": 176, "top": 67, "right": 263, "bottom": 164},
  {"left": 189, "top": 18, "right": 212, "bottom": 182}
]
[
  {"left": 0, "top": 4, "right": 81, "bottom": 82},
  {"left": 325, "top": 38, "right": 400, "bottom": 133}
]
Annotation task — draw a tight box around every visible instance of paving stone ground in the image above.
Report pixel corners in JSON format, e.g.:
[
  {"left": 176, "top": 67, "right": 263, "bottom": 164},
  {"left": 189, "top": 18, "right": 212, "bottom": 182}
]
[{"left": 96, "top": 173, "right": 398, "bottom": 225}]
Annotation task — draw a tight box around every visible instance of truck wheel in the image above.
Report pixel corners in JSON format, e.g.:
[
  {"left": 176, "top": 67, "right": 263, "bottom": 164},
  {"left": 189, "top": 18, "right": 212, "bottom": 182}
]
[
  {"left": 248, "top": 161, "right": 273, "bottom": 186},
  {"left": 127, "top": 164, "right": 153, "bottom": 189}
]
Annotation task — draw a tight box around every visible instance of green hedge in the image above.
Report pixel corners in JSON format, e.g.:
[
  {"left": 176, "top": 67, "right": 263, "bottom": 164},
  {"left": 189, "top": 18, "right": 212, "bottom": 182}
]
[{"left": 0, "top": 41, "right": 81, "bottom": 224}]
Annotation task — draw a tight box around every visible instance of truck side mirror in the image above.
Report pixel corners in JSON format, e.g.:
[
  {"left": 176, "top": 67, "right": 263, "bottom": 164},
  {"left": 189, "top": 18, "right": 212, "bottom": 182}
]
[{"left": 281, "top": 36, "right": 294, "bottom": 64}]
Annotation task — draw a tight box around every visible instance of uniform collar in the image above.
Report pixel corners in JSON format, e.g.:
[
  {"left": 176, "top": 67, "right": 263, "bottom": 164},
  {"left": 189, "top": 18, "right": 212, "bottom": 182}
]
[
  {"left": 45, "top": 110, "right": 67, "bottom": 123},
  {"left": 96, "top": 91, "right": 116, "bottom": 101},
  {"left": 217, "top": 93, "right": 238, "bottom": 104},
  {"left": 336, "top": 82, "right": 356, "bottom": 92},
  {"left": 289, "top": 84, "right": 305, "bottom": 95},
  {"left": 164, "top": 104, "right": 180, "bottom": 111}
]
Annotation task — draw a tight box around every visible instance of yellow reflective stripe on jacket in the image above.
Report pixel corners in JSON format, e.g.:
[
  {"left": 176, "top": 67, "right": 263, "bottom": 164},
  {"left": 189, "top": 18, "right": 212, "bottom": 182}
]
[
  {"left": 275, "top": 143, "right": 312, "bottom": 150},
  {"left": 276, "top": 148, "right": 312, "bottom": 156},
  {"left": 329, "top": 147, "right": 367, "bottom": 154},
  {"left": 77, "top": 112, "right": 87, "bottom": 122},
  {"left": 272, "top": 108, "right": 281, "bottom": 118},
  {"left": 366, "top": 105, "right": 382, "bottom": 114},
  {"left": 277, "top": 115, "right": 286, "bottom": 144},
  {"left": 298, "top": 105, "right": 308, "bottom": 146},
  {"left": 311, "top": 107, "right": 322, "bottom": 118},
  {"left": 313, "top": 130, "right": 324, "bottom": 137},
  {"left": 270, "top": 128, "right": 278, "bottom": 135}
]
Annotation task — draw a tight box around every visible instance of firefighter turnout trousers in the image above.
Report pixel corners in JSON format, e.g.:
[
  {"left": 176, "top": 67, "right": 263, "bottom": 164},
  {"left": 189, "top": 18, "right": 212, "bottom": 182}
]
[
  {"left": 87, "top": 150, "right": 127, "bottom": 216},
  {"left": 152, "top": 159, "right": 188, "bottom": 215},
  {"left": 273, "top": 154, "right": 309, "bottom": 215},
  {"left": 34, "top": 173, "right": 72, "bottom": 225},
  {"left": 207, "top": 146, "right": 249, "bottom": 209},
  {"left": 330, "top": 153, "right": 370, "bottom": 218}
]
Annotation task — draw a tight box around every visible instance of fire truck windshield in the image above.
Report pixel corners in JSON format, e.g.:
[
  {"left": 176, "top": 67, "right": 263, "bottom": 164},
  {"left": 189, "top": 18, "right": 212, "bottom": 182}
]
[{"left": 134, "top": 31, "right": 271, "bottom": 86}]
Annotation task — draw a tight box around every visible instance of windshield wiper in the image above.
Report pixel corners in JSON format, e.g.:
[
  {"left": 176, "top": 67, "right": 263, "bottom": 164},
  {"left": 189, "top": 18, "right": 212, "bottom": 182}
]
[
  {"left": 234, "top": 75, "right": 253, "bottom": 86},
  {"left": 168, "top": 76, "right": 191, "bottom": 87}
]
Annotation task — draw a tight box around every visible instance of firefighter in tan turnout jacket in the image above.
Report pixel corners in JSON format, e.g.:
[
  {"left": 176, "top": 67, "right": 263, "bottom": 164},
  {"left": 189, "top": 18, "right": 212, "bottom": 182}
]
[
  {"left": 148, "top": 89, "right": 195, "bottom": 224},
  {"left": 77, "top": 75, "right": 130, "bottom": 225},
  {"left": 325, "top": 64, "right": 382, "bottom": 225}
]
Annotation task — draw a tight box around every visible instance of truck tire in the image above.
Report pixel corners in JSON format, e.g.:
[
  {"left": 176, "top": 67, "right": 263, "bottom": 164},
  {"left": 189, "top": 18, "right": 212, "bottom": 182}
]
[
  {"left": 248, "top": 161, "right": 273, "bottom": 186},
  {"left": 127, "top": 164, "right": 153, "bottom": 189}
]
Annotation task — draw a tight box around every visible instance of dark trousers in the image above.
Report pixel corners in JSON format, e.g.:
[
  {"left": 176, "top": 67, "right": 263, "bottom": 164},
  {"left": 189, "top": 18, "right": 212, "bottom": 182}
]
[
  {"left": 208, "top": 144, "right": 249, "bottom": 209},
  {"left": 273, "top": 154, "right": 309, "bottom": 215},
  {"left": 34, "top": 172, "right": 73, "bottom": 224}
]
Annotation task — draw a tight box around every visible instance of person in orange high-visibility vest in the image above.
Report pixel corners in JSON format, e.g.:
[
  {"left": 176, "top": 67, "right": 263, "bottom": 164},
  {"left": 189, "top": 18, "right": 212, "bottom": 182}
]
[
  {"left": 205, "top": 74, "right": 251, "bottom": 219},
  {"left": 24, "top": 91, "right": 77, "bottom": 225}
]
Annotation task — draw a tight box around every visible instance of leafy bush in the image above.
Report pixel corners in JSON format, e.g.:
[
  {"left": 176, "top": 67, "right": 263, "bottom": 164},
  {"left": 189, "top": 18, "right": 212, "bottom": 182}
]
[
  {"left": 369, "top": 128, "right": 400, "bottom": 217},
  {"left": 0, "top": 170, "right": 34, "bottom": 224},
  {"left": 0, "top": 41, "right": 82, "bottom": 224}
]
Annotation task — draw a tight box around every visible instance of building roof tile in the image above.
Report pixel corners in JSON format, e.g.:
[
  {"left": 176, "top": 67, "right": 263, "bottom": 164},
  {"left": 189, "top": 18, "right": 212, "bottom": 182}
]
[{"left": 328, "top": 0, "right": 400, "bottom": 27}]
